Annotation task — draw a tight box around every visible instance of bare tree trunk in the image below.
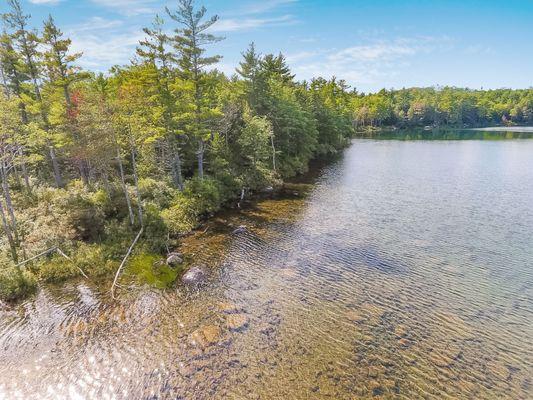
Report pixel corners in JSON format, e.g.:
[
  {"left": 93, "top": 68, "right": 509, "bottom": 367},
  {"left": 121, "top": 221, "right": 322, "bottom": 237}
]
[
  {"left": 0, "top": 66, "right": 10, "bottom": 99},
  {"left": 1, "top": 163, "right": 19, "bottom": 244},
  {"left": 131, "top": 147, "right": 143, "bottom": 227},
  {"left": 79, "top": 160, "right": 90, "bottom": 187},
  {"left": 172, "top": 152, "right": 184, "bottom": 190},
  {"left": 47, "top": 141, "right": 63, "bottom": 188},
  {"left": 116, "top": 147, "right": 134, "bottom": 225},
  {"left": 197, "top": 139, "right": 204, "bottom": 180},
  {"left": 102, "top": 170, "right": 111, "bottom": 194},
  {"left": 0, "top": 198, "right": 17, "bottom": 263},
  {"left": 270, "top": 135, "right": 277, "bottom": 172},
  {"left": 20, "top": 152, "right": 31, "bottom": 191}
]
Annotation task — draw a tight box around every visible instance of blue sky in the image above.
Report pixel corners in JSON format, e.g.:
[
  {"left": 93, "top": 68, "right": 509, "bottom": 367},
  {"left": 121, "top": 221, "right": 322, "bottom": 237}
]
[{"left": 2, "top": 0, "right": 532, "bottom": 92}]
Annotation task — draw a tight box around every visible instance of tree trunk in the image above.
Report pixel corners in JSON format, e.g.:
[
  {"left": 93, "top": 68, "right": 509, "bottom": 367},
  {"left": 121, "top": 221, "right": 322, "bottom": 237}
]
[
  {"left": 172, "top": 152, "right": 184, "bottom": 190},
  {"left": 1, "top": 163, "right": 19, "bottom": 245},
  {"left": 0, "top": 198, "right": 17, "bottom": 263},
  {"left": 270, "top": 135, "right": 277, "bottom": 172},
  {"left": 47, "top": 141, "right": 63, "bottom": 188},
  {"left": 116, "top": 147, "right": 134, "bottom": 226},
  {"left": 197, "top": 139, "right": 204, "bottom": 180},
  {"left": 131, "top": 147, "right": 143, "bottom": 227},
  {"left": 0, "top": 66, "right": 9, "bottom": 99},
  {"left": 20, "top": 152, "right": 31, "bottom": 191}
]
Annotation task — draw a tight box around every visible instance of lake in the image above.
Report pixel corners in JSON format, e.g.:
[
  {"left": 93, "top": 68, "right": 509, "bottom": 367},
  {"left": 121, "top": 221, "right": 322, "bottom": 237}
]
[{"left": 1, "top": 134, "right": 532, "bottom": 399}]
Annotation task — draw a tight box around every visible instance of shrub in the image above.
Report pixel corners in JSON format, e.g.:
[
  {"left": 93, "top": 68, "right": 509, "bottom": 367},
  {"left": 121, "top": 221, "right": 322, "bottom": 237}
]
[
  {"left": 74, "top": 243, "right": 119, "bottom": 277},
  {"left": 141, "top": 203, "right": 169, "bottom": 253},
  {"left": 161, "top": 196, "right": 198, "bottom": 235},
  {"left": 138, "top": 178, "right": 178, "bottom": 209},
  {"left": 162, "top": 177, "right": 224, "bottom": 235},
  {"left": 39, "top": 256, "right": 81, "bottom": 283},
  {"left": 0, "top": 267, "right": 37, "bottom": 301}
]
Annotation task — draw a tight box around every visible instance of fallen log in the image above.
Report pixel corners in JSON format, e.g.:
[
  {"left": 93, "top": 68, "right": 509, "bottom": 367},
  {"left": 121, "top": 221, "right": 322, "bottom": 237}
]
[
  {"left": 111, "top": 227, "right": 144, "bottom": 299},
  {"left": 16, "top": 247, "right": 89, "bottom": 279}
]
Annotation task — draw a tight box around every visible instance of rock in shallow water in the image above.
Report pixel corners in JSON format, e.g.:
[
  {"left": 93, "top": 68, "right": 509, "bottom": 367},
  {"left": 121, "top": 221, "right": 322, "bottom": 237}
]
[
  {"left": 232, "top": 225, "right": 247, "bottom": 235},
  {"left": 227, "top": 314, "right": 249, "bottom": 331},
  {"left": 190, "top": 325, "right": 221, "bottom": 348},
  {"left": 166, "top": 252, "right": 183, "bottom": 267},
  {"left": 182, "top": 266, "right": 207, "bottom": 286},
  {"left": 217, "top": 302, "right": 241, "bottom": 314}
]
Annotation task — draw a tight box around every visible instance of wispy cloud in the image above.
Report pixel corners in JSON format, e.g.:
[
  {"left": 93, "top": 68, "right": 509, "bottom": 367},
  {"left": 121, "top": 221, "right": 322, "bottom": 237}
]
[
  {"left": 66, "top": 17, "right": 142, "bottom": 71},
  {"left": 29, "top": 0, "right": 63, "bottom": 4},
  {"left": 211, "top": 14, "right": 298, "bottom": 33},
  {"left": 90, "top": 0, "right": 158, "bottom": 16},
  {"left": 288, "top": 36, "right": 454, "bottom": 88},
  {"left": 212, "top": 0, "right": 299, "bottom": 32},
  {"left": 237, "top": 0, "right": 298, "bottom": 16}
]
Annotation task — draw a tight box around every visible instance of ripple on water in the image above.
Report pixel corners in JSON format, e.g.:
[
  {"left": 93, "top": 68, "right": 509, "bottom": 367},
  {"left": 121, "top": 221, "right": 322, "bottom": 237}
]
[{"left": 1, "top": 140, "right": 533, "bottom": 399}]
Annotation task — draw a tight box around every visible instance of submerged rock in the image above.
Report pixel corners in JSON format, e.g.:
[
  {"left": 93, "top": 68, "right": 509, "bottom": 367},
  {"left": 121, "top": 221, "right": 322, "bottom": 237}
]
[
  {"left": 232, "top": 225, "right": 247, "bottom": 235},
  {"left": 394, "top": 324, "right": 407, "bottom": 338},
  {"left": 346, "top": 310, "right": 365, "bottom": 323},
  {"left": 182, "top": 266, "right": 207, "bottom": 286},
  {"left": 227, "top": 314, "right": 249, "bottom": 331},
  {"left": 217, "top": 301, "right": 241, "bottom": 314},
  {"left": 190, "top": 324, "right": 221, "bottom": 348},
  {"left": 166, "top": 252, "right": 183, "bottom": 267}
]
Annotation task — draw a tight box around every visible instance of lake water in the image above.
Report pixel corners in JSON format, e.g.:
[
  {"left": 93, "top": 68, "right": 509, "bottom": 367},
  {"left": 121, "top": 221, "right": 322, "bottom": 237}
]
[{"left": 1, "top": 137, "right": 533, "bottom": 399}]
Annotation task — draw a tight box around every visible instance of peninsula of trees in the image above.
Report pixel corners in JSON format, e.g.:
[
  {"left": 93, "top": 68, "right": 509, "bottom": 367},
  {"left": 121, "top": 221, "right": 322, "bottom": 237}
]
[{"left": 1, "top": 0, "right": 532, "bottom": 300}]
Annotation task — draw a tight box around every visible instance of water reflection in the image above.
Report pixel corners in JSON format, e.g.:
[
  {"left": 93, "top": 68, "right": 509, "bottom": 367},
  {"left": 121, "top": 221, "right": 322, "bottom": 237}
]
[
  {"left": 360, "top": 127, "right": 533, "bottom": 140},
  {"left": 1, "top": 139, "right": 532, "bottom": 399}
]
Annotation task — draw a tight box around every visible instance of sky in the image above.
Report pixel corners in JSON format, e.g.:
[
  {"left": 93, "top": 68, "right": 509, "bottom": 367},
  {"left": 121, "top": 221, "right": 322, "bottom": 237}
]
[{"left": 1, "top": 0, "right": 532, "bottom": 93}]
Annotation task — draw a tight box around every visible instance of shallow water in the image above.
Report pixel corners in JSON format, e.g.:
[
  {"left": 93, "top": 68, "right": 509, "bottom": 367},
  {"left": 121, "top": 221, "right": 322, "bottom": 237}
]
[{"left": 1, "top": 139, "right": 533, "bottom": 399}]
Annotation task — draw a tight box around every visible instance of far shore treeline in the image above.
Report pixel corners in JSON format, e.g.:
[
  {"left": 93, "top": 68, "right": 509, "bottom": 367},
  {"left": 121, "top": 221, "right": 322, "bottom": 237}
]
[{"left": 0, "top": 0, "right": 532, "bottom": 300}]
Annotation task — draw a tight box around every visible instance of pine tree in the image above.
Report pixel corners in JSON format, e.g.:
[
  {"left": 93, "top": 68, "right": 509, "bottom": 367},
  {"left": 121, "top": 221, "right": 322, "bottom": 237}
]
[
  {"left": 3, "top": 0, "right": 63, "bottom": 188},
  {"left": 137, "top": 15, "right": 184, "bottom": 189},
  {"left": 42, "top": 14, "right": 89, "bottom": 185},
  {"left": 166, "top": 0, "right": 223, "bottom": 179}
]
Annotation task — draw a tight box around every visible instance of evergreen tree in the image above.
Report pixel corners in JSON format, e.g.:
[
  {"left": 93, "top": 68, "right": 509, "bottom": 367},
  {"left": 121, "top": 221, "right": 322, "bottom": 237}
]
[{"left": 166, "top": 0, "right": 223, "bottom": 179}]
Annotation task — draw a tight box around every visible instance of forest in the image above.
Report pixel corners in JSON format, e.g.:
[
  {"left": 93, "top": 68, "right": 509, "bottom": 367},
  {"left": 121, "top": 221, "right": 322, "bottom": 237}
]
[{"left": 1, "top": 0, "right": 532, "bottom": 301}]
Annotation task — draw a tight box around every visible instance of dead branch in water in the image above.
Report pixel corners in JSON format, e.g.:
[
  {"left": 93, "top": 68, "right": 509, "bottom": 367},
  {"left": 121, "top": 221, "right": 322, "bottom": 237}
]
[{"left": 111, "top": 227, "right": 144, "bottom": 299}]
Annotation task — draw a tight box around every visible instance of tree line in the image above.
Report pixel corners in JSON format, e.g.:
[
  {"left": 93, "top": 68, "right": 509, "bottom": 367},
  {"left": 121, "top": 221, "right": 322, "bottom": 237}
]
[{"left": 352, "top": 87, "right": 533, "bottom": 128}]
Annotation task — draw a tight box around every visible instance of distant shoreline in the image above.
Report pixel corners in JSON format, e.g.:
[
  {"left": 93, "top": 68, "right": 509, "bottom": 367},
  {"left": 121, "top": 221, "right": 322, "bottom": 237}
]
[{"left": 470, "top": 126, "right": 533, "bottom": 132}]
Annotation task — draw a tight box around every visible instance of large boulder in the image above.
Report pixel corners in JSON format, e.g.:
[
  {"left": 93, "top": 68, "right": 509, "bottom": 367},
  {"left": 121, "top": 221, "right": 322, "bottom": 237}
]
[
  {"left": 182, "top": 266, "right": 207, "bottom": 286},
  {"left": 166, "top": 252, "right": 183, "bottom": 267}
]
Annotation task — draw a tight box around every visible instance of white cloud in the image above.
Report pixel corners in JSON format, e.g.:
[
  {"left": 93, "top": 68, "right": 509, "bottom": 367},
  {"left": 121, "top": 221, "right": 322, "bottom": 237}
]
[
  {"left": 29, "top": 0, "right": 62, "bottom": 4},
  {"left": 237, "top": 0, "right": 298, "bottom": 16},
  {"left": 90, "top": 0, "right": 158, "bottom": 16},
  {"left": 65, "top": 17, "right": 142, "bottom": 71},
  {"left": 329, "top": 44, "right": 416, "bottom": 63},
  {"left": 210, "top": 14, "right": 298, "bottom": 33},
  {"left": 287, "top": 37, "right": 453, "bottom": 88}
]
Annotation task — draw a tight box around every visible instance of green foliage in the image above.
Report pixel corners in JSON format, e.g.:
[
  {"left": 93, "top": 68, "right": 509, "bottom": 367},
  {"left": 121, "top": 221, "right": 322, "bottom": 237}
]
[
  {"left": 0, "top": 267, "right": 37, "bottom": 301},
  {"left": 38, "top": 257, "right": 80, "bottom": 283},
  {"left": 161, "top": 177, "right": 227, "bottom": 235},
  {"left": 138, "top": 178, "right": 177, "bottom": 209}
]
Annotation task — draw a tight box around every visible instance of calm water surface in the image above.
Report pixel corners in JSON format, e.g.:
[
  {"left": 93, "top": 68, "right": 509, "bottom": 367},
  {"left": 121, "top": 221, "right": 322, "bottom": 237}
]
[{"left": 1, "top": 139, "right": 533, "bottom": 399}]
